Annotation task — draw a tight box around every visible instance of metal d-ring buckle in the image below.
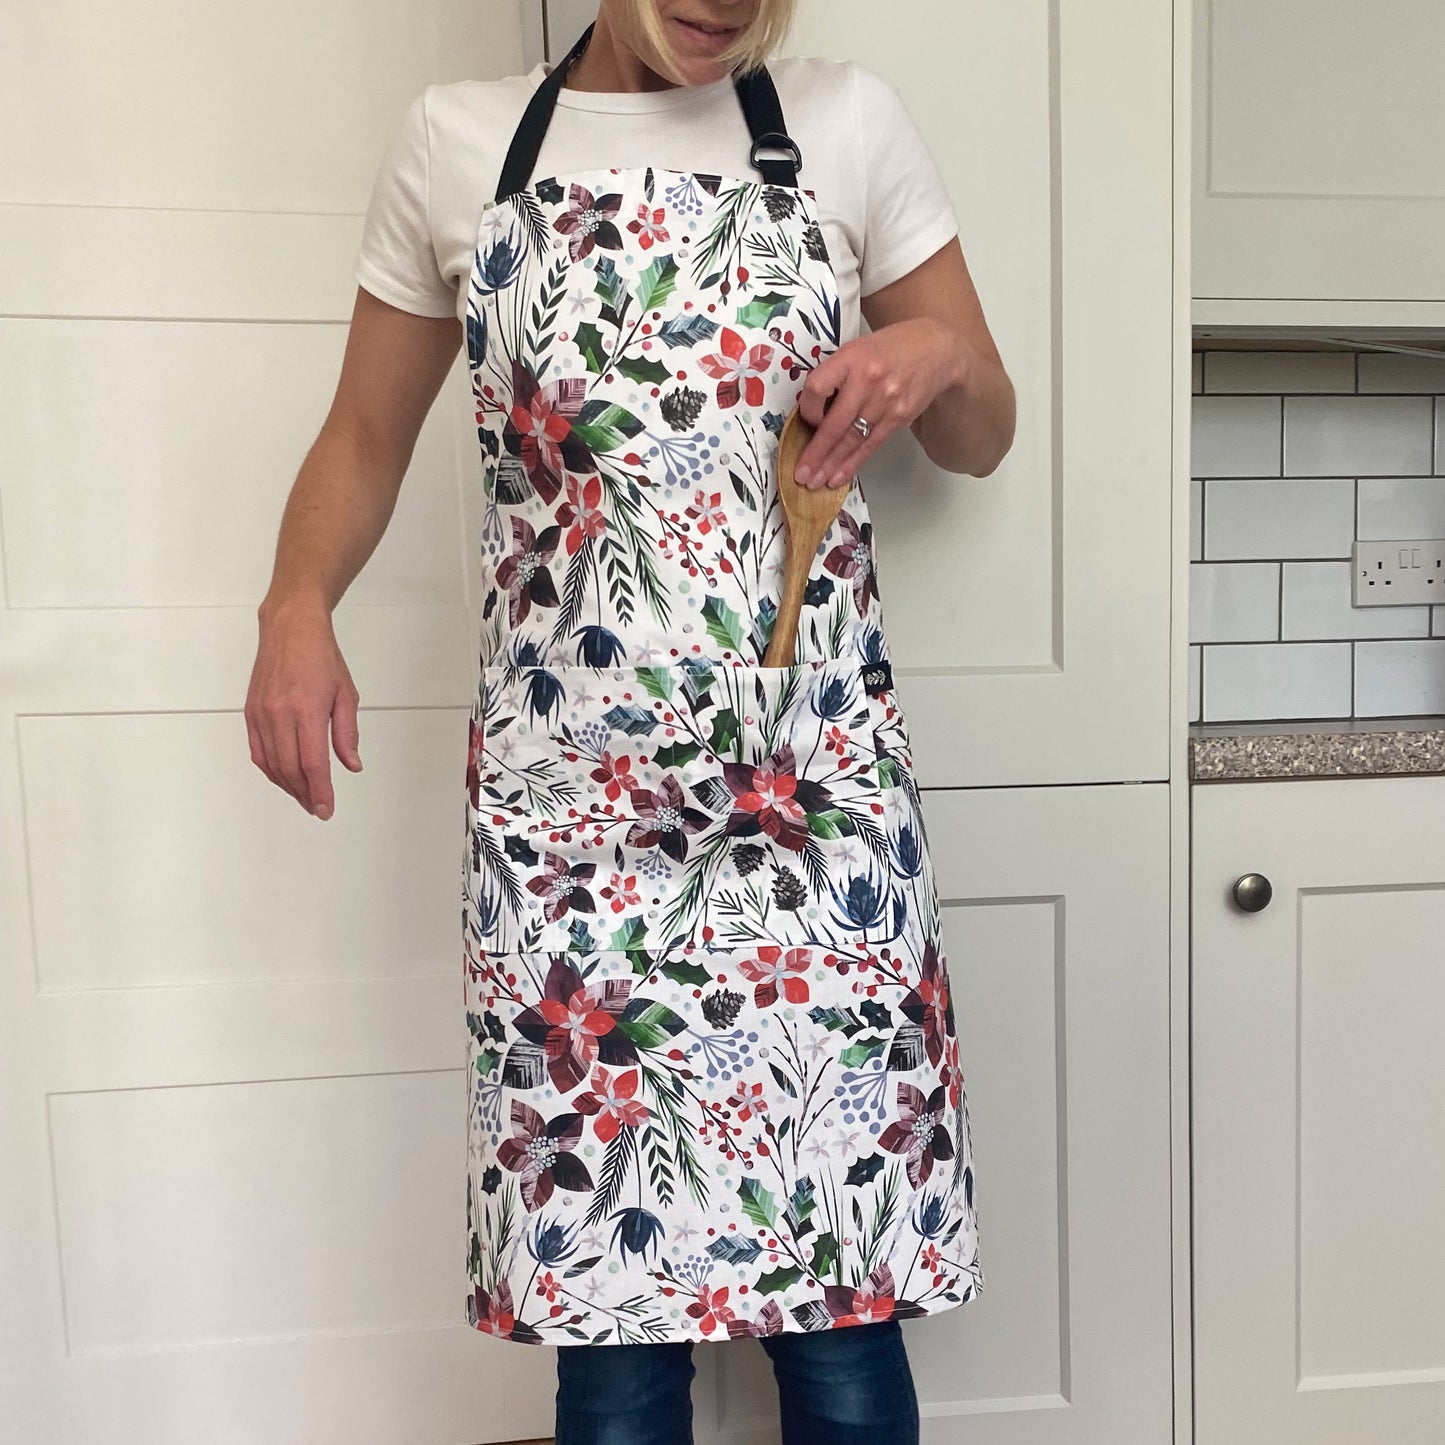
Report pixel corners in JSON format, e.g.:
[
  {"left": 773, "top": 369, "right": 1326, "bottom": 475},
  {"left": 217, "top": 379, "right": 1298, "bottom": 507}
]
[{"left": 749, "top": 131, "right": 803, "bottom": 174}]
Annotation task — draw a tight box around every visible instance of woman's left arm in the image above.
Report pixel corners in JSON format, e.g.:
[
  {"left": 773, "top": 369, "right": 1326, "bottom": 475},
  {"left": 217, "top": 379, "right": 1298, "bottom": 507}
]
[{"left": 794, "top": 237, "right": 1017, "bottom": 488}]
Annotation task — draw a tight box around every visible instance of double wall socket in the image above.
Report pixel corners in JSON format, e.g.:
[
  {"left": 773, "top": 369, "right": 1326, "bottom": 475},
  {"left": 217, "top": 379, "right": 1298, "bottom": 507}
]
[{"left": 1354, "top": 539, "right": 1445, "bottom": 607}]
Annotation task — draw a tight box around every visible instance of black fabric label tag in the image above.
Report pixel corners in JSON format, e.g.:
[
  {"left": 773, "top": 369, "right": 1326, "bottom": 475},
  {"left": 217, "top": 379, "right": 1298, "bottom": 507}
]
[{"left": 861, "top": 661, "right": 894, "bottom": 697}]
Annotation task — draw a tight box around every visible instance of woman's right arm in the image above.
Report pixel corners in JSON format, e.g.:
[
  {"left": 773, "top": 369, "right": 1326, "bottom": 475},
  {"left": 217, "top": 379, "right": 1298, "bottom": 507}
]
[{"left": 246, "top": 285, "right": 461, "bottom": 820}]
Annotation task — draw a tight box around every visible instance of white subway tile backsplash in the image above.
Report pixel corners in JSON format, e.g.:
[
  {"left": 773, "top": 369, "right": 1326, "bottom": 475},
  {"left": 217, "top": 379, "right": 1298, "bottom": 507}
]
[
  {"left": 1205, "top": 350, "right": 1354, "bottom": 395},
  {"left": 1190, "top": 351, "right": 1445, "bottom": 724},
  {"left": 1355, "top": 640, "right": 1445, "bottom": 716},
  {"left": 1281, "top": 561, "right": 1430, "bottom": 641},
  {"left": 1356, "top": 477, "right": 1445, "bottom": 541},
  {"left": 1190, "top": 562, "right": 1279, "bottom": 643},
  {"left": 1202, "top": 642, "right": 1353, "bottom": 722},
  {"left": 1356, "top": 352, "right": 1445, "bottom": 394},
  {"left": 1203, "top": 478, "right": 1355, "bottom": 561},
  {"left": 1284, "top": 395, "right": 1433, "bottom": 477},
  {"left": 1191, "top": 395, "right": 1282, "bottom": 478}
]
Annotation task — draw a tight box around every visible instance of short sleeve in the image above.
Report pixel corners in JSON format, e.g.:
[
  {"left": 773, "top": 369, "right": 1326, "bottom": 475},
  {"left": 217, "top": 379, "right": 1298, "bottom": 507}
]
[
  {"left": 851, "top": 64, "right": 961, "bottom": 298},
  {"left": 353, "top": 88, "right": 458, "bottom": 318}
]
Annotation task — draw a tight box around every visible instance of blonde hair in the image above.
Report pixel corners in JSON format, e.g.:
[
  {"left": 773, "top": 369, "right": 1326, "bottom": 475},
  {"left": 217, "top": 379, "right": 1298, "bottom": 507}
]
[{"left": 626, "top": 0, "right": 797, "bottom": 80}]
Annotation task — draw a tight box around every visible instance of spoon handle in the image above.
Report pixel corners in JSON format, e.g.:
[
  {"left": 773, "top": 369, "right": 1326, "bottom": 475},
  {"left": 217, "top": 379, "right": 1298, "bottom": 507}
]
[{"left": 764, "top": 519, "right": 827, "bottom": 666}]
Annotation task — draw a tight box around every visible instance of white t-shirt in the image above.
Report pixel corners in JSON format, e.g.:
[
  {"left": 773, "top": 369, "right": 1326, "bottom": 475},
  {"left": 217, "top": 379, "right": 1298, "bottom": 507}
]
[{"left": 353, "top": 55, "right": 959, "bottom": 345}]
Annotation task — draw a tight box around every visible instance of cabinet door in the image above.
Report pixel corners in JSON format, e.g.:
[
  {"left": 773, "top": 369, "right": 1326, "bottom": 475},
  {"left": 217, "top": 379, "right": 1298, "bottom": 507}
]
[
  {"left": 1194, "top": 0, "right": 1445, "bottom": 312},
  {"left": 697, "top": 784, "right": 1174, "bottom": 1445},
  {"left": 1193, "top": 777, "right": 1445, "bottom": 1445}
]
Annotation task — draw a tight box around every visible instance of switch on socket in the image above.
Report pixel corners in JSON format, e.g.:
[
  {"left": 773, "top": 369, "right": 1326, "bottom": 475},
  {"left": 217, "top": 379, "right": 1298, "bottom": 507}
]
[{"left": 1354, "top": 539, "right": 1445, "bottom": 607}]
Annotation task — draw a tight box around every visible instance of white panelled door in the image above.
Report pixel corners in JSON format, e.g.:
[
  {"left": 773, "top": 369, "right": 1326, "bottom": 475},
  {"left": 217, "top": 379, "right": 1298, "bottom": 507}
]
[
  {"left": 0, "top": 2, "right": 558, "bottom": 1443},
  {"left": 1194, "top": 777, "right": 1445, "bottom": 1445}
]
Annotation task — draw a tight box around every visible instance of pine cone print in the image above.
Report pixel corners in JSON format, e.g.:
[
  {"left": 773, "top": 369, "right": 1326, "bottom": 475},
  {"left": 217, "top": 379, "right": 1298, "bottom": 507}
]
[
  {"left": 802, "top": 222, "right": 829, "bottom": 263},
  {"left": 660, "top": 385, "right": 706, "bottom": 433},
  {"left": 701, "top": 988, "right": 746, "bottom": 1030},
  {"left": 733, "top": 843, "right": 766, "bottom": 877},
  {"left": 763, "top": 187, "right": 798, "bottom": 222},
  {"left": 771, "top": 867, "right": 807, "bottom": 911}
]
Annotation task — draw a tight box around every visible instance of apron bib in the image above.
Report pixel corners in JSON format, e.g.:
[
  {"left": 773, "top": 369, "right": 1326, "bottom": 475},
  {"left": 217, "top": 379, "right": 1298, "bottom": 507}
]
[{"left": 462, "top": 24, "right": 981, "bottom": 1346}]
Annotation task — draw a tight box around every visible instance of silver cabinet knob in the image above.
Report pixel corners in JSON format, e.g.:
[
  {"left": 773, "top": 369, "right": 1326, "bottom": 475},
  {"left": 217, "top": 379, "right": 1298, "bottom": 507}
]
[{"left": 1232, "top": 873, "right": 1273, "bottom": 913}]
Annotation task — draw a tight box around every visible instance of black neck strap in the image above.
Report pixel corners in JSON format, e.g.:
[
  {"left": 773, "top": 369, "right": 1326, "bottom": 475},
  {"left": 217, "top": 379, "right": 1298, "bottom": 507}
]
[{"left": 494, "top": 22, "right": 802, "bottom": 202}]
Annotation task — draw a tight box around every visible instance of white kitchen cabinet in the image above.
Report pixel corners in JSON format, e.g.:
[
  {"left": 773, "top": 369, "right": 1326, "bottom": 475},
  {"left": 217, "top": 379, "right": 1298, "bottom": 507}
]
[
  {"left": 1192, "top": 776, "right": 1445, "bottom": 1445},
  {"left": 1194, "top": 0, "right": 1445, "bottom": 323},
  {"left": 698, "top": 784, "right": 1174, "bottom": 1445}
]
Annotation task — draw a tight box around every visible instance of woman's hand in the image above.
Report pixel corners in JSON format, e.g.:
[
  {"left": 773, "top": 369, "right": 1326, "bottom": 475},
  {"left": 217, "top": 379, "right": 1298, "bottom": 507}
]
[
  {"left": 245, "top": 598, "right": 363, "bottom": 821},
  {"left": 793, "top": 317, "right": 967, "bottom": 490}
]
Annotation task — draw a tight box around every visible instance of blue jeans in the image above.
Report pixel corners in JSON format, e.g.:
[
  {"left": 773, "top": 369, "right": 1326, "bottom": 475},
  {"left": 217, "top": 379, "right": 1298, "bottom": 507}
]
[{"left": 553, "top": 1320, "right": 920, "bottom": 1445}]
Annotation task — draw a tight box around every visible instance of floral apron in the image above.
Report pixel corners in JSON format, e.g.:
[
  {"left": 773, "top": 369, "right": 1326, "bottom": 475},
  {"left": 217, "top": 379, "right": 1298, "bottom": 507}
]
[{"left": 462, "top": 23, "right": 982, "bottom": 1346}]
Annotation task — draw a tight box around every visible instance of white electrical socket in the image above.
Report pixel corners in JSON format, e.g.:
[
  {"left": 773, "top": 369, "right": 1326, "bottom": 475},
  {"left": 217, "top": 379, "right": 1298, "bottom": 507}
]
[{"left": 1354, "top": 538, "right": 1445, "bottom": 607}]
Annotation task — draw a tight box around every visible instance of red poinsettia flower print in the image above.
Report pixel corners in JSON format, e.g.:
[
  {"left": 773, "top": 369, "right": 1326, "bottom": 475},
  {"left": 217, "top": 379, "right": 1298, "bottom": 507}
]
[
  {"left": 697, "top": 327, "right": 774, "bottom": 409},
  {"left": 823, "top": 1264, "right": 897, "bottom": 1327},
  {"left": 722, "top": 744, "right": 831, "bottom": 854},
  {"left": 553, "top": 183, "right": 624, "bottom": 262},
  {"left": 557, "top": 473, "right": 607, "bottom": 555},
  {"left": 822, "top": 508, "right": 879, "bottom": 614},
  {"left": 599, "top": 871, "right": 641, "bottom": 913},
  {"left": 494, "top": 515, "right": 561, "bottom": 627},
  {"left": 504, "top": 362, "right": 594, "bottom": 504},
  {"left": 495, "top": 1098, "right": 593, "bottom": 1211},
  {"left": 685, "top": 1284, "right": 736, "bottom": 1336},
  {"left": 626, "top": 202, "right": 670, "bottom": 250},
  {"left": 878, "top": 1081, "right": 955, "bottom": 1188},
  {"left": 685, "top": 489, "right": 727, "bottom": 534},
  {"left": 513, "top": 958, "right": 636, "bottom": 1093},
  {"left": 573, "top": 1065, "right": 649, "bottom": 1143},
  {"left": 471, "top": 1279, "right": 541, "bottom": 1343},
  {"left": 898, "top": 941, "right": 951, "bottom": 1067},
  {"left": 525, "top": 850, "right": 598, "bottom": 925},
  {"left": 737, "top": 946, "right": 811, "bottom": 1008},
  {"left": 589, "top": 750, "right": 640, "bottom": 801}
]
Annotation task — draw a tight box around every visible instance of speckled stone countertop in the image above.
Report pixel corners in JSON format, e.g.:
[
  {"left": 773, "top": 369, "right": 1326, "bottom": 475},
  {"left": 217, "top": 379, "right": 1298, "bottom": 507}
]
[{"left": 1190, "top": 718, "right": 1445, "bottom": 781}]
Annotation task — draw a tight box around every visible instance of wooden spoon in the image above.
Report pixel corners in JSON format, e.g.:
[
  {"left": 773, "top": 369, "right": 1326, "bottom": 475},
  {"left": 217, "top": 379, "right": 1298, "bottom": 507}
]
[{"left": 763, "top": 407, "right": 850, "bottom": 667}]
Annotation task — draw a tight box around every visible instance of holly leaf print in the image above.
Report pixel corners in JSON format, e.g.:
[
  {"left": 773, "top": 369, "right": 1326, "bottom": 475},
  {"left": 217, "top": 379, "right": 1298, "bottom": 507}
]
[
  {"left": 615, "top": 354, "right": 672, "bottom": 386},
  {"left": 707, "top": 708, "right": 740, "bottom": 758},
  {"left": 735, "top": 292, "right": 792, "bottom": 331},
  {"left": 661, "top": 958, "right": 712, "bottom": 988},
  {"left": 707, "top": 1234, "right": 763, "bottom": 1266},
  {"left": 702, "top": 595, "right": 745, "bottom": 653},
  {"left": 809, "top": 1231, "right": 840, "bottom": 1278},
  {"left": 738, "top": 1178, "right": 780, "bottom": 1230},
  {"left": 839, "top": 1036, "right": 889, "bottom": 1068},
  {"left": 602, "top": 703, "right": 658, "bottom": 736},
  {"left": 593, "top": 256, "right": 627, "bottom": 314},
  {"left": 652, "top": 740, "right": 702, "bottom": 770},
  {"left": 637, "top": 667, "right": 675, "bottom": 702},
  {"left": 844, "top": 1153, "right": 885, "bottom": 1187},
  {"left": 575, "top": 322, "right": 608, "bottom": 374},
  {"left": 572, "top": 400, "right": 645, "bottom": 454},
  {"left": 755, "top": 1264, "right": 803, "bottom": 1296},
  {"left": 656, "top": 314, "right": 719, "bottom": 349},
  {"left": 634, "top": 255, "right": 680, "bottom": 313}
]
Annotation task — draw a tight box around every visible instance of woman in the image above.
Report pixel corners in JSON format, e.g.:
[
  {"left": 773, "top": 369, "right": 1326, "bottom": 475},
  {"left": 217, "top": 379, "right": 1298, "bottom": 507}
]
[{"left": 248, "top": 2, "right": 1014, "bottom": 1441}]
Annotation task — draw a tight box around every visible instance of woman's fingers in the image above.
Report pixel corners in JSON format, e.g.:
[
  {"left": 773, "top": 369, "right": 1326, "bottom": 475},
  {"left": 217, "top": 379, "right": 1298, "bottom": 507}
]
[
  {"left": 332, "top": 683, "right": 363, "bottom": 774},
  {"left": 798, "top": 369, "right": 875, "bottom": 489},
  {"left": 296, "top": 713, "right": 334, "bottom": 821}
]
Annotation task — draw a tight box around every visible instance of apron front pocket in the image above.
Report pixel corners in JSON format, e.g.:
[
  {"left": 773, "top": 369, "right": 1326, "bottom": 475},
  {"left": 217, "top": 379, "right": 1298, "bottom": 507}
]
[{"left": 464, "top": 658, "right": 904, "bottom": 955}]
